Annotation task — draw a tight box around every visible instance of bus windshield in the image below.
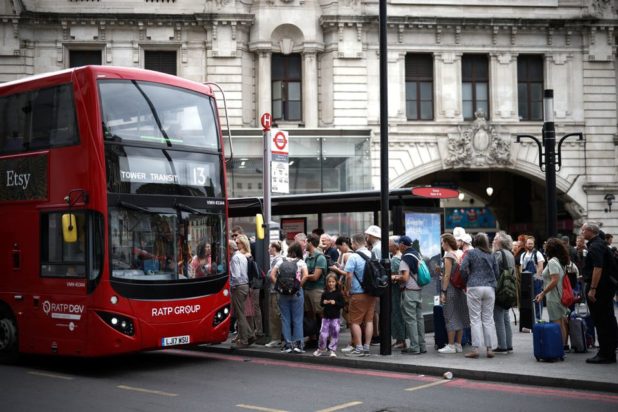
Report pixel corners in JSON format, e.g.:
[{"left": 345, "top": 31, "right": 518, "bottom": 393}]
[
  {"left": 110, "top": 207, "right": 226, "bottom": 282},
  {"left": 99, "top": 80, "right": 219, "bottom": 150}
]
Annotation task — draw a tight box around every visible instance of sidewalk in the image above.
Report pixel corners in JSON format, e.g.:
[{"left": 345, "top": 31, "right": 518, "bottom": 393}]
[{"left": 202, "top": 308, "right": 618, "bottom": 393}]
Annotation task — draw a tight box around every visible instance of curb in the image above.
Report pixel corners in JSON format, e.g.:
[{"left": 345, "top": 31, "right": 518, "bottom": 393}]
[{"left": 198, "top": 345, "right": 618, "bottom": 394}]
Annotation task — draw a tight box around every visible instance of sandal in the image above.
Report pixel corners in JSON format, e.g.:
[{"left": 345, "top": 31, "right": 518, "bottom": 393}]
[{"left": 465, "top": 351, "right": 479, "bottom": 359}]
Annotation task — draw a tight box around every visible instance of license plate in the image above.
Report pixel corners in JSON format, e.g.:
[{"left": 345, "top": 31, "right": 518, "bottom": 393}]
[{"left": 161, "top": 335, "right": 190, "bottom": 347}]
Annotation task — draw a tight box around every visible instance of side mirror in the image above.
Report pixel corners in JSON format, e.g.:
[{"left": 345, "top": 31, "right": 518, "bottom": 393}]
[
  {"left": 255, "top": 214, "right": 264, "bottom": 240},
  {"left": 62, "top": 213, "right": 78, "bottom": 243}
]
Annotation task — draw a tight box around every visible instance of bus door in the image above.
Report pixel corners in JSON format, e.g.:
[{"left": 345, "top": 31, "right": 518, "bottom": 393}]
[{"left": 30, "top": 211, "right": 100, "bottom": 355}]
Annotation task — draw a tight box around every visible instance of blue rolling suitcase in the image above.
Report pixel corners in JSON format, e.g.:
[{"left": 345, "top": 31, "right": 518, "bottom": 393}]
[
  {"left": 533, "top": 322, "right": 565, "bottom": 362},
  {"left": 433, "top": 305, "right": 448, "bottom": 349}
]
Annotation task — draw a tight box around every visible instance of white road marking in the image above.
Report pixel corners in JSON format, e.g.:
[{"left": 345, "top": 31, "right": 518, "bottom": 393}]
[
  {"left": 405, "top": 379, "right": 451, "bottom": 392},
  {"left": 117, "top": 384, "right": 178, "bottom": 397},
  {"left": 316, "top": 401, "right": 364, "bottom": 412},
  {"left": 236, "top": 404, "right": 288, "bottom": 412},
  {"left": 28, "top": 371, "right": 74, "bottom": 380}
]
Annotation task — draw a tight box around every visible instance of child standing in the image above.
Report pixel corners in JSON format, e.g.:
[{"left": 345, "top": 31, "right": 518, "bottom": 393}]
[{"left": 314, "top": 274, "right": 345, "bottom": 357}]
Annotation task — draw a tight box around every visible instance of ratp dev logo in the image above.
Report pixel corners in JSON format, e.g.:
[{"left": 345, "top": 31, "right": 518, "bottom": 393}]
[
  {"left": 41, "top": 300, "right": 84, "bottom": 320},
  {"left": 43, "top": 300, "right": 51, "bottom": 315}
]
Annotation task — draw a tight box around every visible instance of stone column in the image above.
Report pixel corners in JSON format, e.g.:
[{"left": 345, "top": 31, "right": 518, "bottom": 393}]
[
  {"left": 256, "top": 50, "right": 272, "bottom": 120},
  {"left": 302, "top": 51, "right": 318, "bottom": 128},
  {"left": 489, "top": 52, "right": 519, "bottom": 121},
  {"left": 434, "top": 52, "right": 462, "bottom": 121}
]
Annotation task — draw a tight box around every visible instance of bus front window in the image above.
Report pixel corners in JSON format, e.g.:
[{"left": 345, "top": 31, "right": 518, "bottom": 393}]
[
  {"left": 110, "top": 207, "right": 225, "bottom": 282},
  {"left": 98, "top": 80, "right": 219, "bottom": 151}
]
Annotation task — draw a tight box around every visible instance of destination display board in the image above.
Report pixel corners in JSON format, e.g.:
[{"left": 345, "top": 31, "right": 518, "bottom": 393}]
[{"left": 106, "top": 146, "right": 223, "bottom": 197}]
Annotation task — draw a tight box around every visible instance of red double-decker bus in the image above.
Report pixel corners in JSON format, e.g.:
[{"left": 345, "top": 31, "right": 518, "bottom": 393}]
[{"left": 0, "top": 66, "right": 231, "bottom": 360}]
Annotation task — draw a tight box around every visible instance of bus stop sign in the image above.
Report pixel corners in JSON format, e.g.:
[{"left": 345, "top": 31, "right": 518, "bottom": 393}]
[{"left": 260, "top": 113, "right": 272, "bottom": 131}]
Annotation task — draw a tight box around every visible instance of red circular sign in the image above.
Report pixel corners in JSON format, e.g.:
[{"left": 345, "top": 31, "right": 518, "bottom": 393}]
[
  {"left": 260, "top": 113, "right": 272, "bottom": 131},
  {"left": 411, "top": 187, "right": 459, "bottom": 199},
  {"left": 273, "top": 131, "right": 288, "bottom": 151}
]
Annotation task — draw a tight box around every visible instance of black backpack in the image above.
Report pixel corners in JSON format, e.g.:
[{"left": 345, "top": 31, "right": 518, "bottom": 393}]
[
  {"left": 495, "top": 250, "right": 517, "bottom": 309},
  {"left": 247, "top": 256, "right": 264, "bottom": 289},
  {"left": 353, "top": 251, "right": 388, "bottom": 297},
  {"left": 275, "top": 258, "right": 301, "bottom": 295}
]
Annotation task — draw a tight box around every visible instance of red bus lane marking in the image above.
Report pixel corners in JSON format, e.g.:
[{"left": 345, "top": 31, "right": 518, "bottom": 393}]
[
  {"left": 167, "top": 350, "right": 618, "bottom": 404},
  {"left": 166, "top": 349, "right": 435, "bottom": 383},
  {"left": 447, "top": 379, "right": 618, "bottom": 404}
]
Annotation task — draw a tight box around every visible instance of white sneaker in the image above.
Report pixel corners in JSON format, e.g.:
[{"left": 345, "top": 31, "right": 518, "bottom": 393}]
[
  {"left": 313, "top": 349, "right": 325, "bottom": 357},
  {"left": 438, "top": 344, "right": 457, "bottom": 354},
  {"left": 329, "top": 350, "right": 337, "bottom": 357},
  {"left": 265, "top": 340, "right": 281, "bottom": 348},
  {"left": 454, "top": 343, "right": 463, "bottom": 353},
  {"left": 341, "top": 345, "right": 354, "bottom": 353}
]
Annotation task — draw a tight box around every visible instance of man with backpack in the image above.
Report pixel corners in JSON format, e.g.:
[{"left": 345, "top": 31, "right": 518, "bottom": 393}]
[
  {"left": 580, "top": 222, "right": 617, "bottom": 364},
  {"left": 270, "top": 242, "right": 309, "bottom": 353},
  {"left": 394, "top": 236, "right": 427, "bottom": 355},
  {"left": 343, "top": 233, "right": 376, "bottom": 357},
  {"left": 303, "top": 234, "right": 329, "bottom": 348},
  {"left": 521, "top": 236, "right": 545, "bottom": 320}
]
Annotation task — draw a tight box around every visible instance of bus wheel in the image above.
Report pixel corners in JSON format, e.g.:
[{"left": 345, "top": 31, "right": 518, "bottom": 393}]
[{"left": 0, "top": 307, "right": 18, "bottom": 364}]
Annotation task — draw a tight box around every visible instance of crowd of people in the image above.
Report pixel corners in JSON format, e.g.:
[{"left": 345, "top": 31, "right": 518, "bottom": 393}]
[{"left": 226, "top": 221, "right": 617, "bottom": 364}]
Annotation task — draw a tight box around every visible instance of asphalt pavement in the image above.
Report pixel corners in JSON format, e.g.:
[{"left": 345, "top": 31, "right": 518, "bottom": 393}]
[{"left": 204, "top": 307, "right": 618, "bottom": 393}]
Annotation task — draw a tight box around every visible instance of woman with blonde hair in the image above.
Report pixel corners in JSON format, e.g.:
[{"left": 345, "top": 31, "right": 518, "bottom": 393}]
[
  {"left": 236, "top": 234, "right": 261, "bottom": 341},
  {"left": 437, "top": 233, "right": 470, "bottom": 354}
]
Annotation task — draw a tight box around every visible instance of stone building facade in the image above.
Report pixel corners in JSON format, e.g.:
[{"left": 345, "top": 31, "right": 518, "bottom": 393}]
[{"left": 1, "top": 0, "right": 617, "bottom": 236}]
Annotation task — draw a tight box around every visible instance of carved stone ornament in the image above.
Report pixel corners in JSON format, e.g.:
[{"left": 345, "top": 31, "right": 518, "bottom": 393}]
[
  {"left": 445, "top": 109, "right": 512, "bottom": 167},
  {"left": 589, "top": 0, "right": 614, "bottom": 18}
]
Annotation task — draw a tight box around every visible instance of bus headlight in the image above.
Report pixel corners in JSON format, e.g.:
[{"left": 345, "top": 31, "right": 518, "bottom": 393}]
[
  {"left": 212, "top": 305, "right": 231, "bottom": 327},
  {"left": 97, "top": 311, "right": 135, "bottom": 336}
]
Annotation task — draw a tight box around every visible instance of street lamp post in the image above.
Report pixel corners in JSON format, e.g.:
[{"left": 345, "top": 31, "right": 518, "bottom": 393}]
[
  {"left": 378, "top": 0, "right": 391, "bottom": 356},
  {"left": 516, "top": 89, "right": 584, "bottom": 238}
]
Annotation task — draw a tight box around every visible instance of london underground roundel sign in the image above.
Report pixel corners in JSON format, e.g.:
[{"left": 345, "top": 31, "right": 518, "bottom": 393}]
[
  {"left": 272, "top": 131, "right": 288, "bottom": 153},
  {"left": 411, "top": 186, "right": 459, "bottom": 199}
]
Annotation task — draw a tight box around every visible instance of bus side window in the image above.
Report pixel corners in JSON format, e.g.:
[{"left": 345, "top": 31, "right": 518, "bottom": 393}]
[{"left": 40, "top": 212, "right": 86, "bottom": 278}]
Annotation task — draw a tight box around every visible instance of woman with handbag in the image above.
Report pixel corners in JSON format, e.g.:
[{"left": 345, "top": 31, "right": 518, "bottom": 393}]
[{"left": 437, "top": 233, "right": 470, "bottom": 354}]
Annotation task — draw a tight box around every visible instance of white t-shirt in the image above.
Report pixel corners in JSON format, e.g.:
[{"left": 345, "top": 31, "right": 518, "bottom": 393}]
[{"left": 520, "top": 250, "right": 545, "bottom": 277}]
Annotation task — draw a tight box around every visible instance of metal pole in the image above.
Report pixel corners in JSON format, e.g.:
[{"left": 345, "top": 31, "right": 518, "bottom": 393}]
[
  {"left": 262, "top": 130, "right": 272, "bottom": 340},
  {"left": 543, "top": 90, "right": 557, "bottom": 238},
  {"left": 378, "top": 0, "right": 392, "bottom": 356}
]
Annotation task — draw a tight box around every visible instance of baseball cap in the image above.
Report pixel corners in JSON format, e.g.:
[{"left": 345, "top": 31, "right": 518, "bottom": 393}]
[
  {"left": 461, "top": 233, "right": 472, "bottom": 245},
  {"left": 453, "top": 226, "right": 466, "bottom": 241},
  {"left": 399, "top": 235, "right": 413, "bottom": 246},
  {"left": 365, "top": 225, "right": 381, "bottom": 239}
]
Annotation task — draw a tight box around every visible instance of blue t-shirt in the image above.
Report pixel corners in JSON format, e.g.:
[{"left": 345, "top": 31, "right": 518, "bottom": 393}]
[{"left": 344, "top": 248, "right": 371, "bottom": 294}]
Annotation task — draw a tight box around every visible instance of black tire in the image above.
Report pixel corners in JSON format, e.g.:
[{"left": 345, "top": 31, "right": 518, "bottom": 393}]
[{"left": 0, "top": 306, "right": 19, "bottom": 364}]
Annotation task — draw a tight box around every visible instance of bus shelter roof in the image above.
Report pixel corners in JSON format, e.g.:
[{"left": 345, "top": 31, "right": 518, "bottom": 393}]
[{"left": 228, "top": 188, "right": 439, "bottom": 218}]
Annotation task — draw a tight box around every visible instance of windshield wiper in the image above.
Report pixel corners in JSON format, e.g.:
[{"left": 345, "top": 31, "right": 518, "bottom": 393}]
[
  {"left": 174, "top": 202, "right": 206, "bottom": 216},
  {"left": 118, "top": 201, "right": 153, "bottom": 214}
]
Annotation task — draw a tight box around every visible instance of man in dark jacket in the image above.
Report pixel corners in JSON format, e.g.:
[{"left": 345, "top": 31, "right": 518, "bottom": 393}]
[{"left": 580, "top": 222, "right": 617, "bottom": 364}]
